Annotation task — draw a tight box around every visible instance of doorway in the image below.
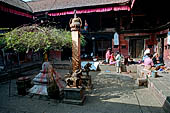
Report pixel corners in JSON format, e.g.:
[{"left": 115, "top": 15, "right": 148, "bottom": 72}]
[
  {"left": 157, "top": 38, "right": 164, "bottom": 63},
  {"left": 96, "top": 39, "right": 112, "bottom": 59},
  {"left": 129, "top": 39, "right": 144, "bottom": 58}
]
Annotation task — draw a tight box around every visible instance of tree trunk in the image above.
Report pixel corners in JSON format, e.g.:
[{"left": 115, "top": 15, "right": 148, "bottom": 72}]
[{"left": 44, "top": 52, "right": 48, "bottom": 62}]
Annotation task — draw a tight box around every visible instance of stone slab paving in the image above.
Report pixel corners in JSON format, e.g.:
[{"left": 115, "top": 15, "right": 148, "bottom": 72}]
[
  {"left": 148, "top": 73, "right": 170, "bottom": 113},
  {"left": 0, "top": 70, "right": 166, "bottom": 113}
]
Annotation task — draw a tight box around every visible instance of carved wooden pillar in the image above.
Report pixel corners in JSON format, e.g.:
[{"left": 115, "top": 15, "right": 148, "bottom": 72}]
[
  {"left": 69, "top": 10, "right": 82, "bottom": 72},
  {"left": 71, "top": 31, "right": 81, "bottom": 72}
]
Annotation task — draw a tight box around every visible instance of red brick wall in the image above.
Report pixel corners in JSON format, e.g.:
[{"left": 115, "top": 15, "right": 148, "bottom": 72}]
[
  {"left": 112, "top": 29, "right": 169, "bottom": 66},
  {"left": 145, "top": 34, "right": 157, "bottom": 54},
  {"left": 119, "top": 34, "right": 129, "bottom": 57},
  {"left": 112, "top": 34, "right": 129, "bottom": 57},
  {"left": 111, "top": 32, "right": 160, "bottom": 58},
  {"left": 164, "top": 37, "right": 170, "bottom": 67},
  {"left": 155, "top": 29, "right": 169, "bottom": 66},
  {"left": 49, "top": 50, "right": 61, "bottom": 61}
]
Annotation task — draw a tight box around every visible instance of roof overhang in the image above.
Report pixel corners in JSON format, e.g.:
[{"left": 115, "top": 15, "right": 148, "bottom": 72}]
[
  {"left": 48, "top": 5, "right": 131, "bottom": 16},
  {"left": 0, "top": 2, "right": 33, "bottom": 18}
]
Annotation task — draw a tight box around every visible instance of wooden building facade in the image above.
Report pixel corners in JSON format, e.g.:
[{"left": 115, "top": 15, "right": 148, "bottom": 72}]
[
  {"left": 0, "top": 0, "right": 33, "bottom": 69},
  {"left": 28, "top": 0, "right": 135, "bottom": 59},
  {"left": 27, "top": 0, "right": 170, "bottom": 62},
  {"left": 0, "top": 0, "right": 33, "bottom": 28},
  {"left": 0, "top": 0, "right": 170, "bottom": 66}
]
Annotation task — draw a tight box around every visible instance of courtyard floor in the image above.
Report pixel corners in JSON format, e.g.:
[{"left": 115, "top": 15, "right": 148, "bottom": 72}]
[{"left": 0, "top": 68, "right": 167, "bottom": 113}]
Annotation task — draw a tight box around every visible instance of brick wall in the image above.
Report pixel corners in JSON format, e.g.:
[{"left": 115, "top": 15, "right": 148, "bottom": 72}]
[
  {"left": 112, "top": 33, "right": 155, "bottom": 57},
  {"left": 164, "top": 37, "right": 170, "bottom": 67},
  {"left": 145, "top": 34, "right": 157, "bottom": 54},
  {"left": 49, "top": 50, "right": 61, "bottom": 61},
  {"left": 112, "top": 34, "right": 129, "bottom": 57},
  {"left": 119, "top": 34, "right": 129, "bottom": 57}
]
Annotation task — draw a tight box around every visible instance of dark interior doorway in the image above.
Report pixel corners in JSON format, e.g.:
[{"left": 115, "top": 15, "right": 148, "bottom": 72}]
[
  {"left": 129, "top": 39, "right": 144, "bottom": 58},
  {"left": 96, "top": 39, "right": 112, "bottom": 59},
  {"left": 157, "top": 38, "right": 164, "bottom": 63}
]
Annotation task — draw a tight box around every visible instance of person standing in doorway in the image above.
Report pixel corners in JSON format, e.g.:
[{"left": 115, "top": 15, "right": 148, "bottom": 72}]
[{"left": 115, "top": 51, "right": 122, "bottom": 73}]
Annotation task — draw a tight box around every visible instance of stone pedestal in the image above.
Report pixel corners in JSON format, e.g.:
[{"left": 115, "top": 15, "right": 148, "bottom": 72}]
[
  {"left": 63, "top": 88, "right": 85, "bottom": 105},
  {"left": 136, "top": 78, "right": 147, "bottom": 86}
]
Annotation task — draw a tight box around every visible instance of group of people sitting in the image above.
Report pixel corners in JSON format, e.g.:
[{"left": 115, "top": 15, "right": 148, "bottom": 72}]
[
  {"left": 142, "top": 48, "right": 163, "bottom": 70},
  {"left": 105, "top": 47, "right": 164, "bottom": 73},
  {"left": 105, "top": 48, "right": 122, "bottom": 73}
]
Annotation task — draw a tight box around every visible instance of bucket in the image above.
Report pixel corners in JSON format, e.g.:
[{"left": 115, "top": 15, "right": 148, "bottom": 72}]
[
  {"left": 24, "top": 77, "right": 32, "bottom": 88},
  {"left": 16, "top": 77, "right": 32, "bottom": 96},
  {"left": 151, "top": 70, "right": 157, "bottom": 78}
]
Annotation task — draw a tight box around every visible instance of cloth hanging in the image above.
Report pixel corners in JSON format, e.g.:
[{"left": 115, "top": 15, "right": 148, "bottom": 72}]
[{"left": 114, "top": 32, "right": 119, "bottom": 45}]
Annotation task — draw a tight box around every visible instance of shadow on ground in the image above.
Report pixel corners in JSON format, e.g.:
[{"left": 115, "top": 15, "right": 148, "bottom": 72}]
[{"left": 0, "top": 70, "right": 167, "bottom": 113}]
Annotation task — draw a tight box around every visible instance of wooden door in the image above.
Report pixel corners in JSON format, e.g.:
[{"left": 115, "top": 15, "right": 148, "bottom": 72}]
[
  {"left": 96, "top": 39, "right": 111, "bottom": 59},
  {"left": 136, "top": 39, "right": 144, "bottom": 57},
  {"left": 129, "top": 39, "right": 144, "bottom": 58}
]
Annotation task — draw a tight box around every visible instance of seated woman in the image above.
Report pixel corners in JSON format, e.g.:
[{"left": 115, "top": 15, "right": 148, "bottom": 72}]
[
  {"left": 142, "top": 53, "right": 150, "bottom": 63},
  {"left": 109, "top": 52, "right": 116, "bottom": 65},
  {"left": 144, "top": 54, "right": 154, "bottom": 70},
  {"left": 152, "top": 53, "right": 164, "bottom": 67},
  {"left": 124, "top": 56, "right": 136, "bottom": 65},
  {"left": 152, "top": 53, "right": 159, "bottom": 64}
]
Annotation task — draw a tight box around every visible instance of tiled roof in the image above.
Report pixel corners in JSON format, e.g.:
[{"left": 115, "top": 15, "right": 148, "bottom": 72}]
[
  {"left": 0, "top": 0, "right": 32, "bottom": 12},
  {"left": 28, "top": 0, "right": 130, "bottom": 13}
]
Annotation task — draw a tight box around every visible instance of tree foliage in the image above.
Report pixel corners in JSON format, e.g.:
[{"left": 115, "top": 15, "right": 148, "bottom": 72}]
[
  {"left": 2, "top": 25, "right": 86, "bottom": 53},
  {"left": 0, "top": 36, "right": 6, "bottom": 48}
]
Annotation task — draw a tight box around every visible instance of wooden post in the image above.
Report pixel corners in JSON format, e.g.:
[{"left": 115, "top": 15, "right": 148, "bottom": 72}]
[
  {"left": 69, "top": 10, "right": 82, "bottom": 72},
  {"left": 71, "top": 31, "right": 81, "bottom": 72},
  {"left": 63, "top": 12, "right": 85, "bottom": 105}
]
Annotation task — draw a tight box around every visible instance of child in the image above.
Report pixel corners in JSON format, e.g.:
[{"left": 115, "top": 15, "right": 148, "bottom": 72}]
[
  {"left": 115, "top": 51, "right": 122, "bottom": 73},
  {"left": 109, "top": 51, "right": 116, "bottom": 65}
]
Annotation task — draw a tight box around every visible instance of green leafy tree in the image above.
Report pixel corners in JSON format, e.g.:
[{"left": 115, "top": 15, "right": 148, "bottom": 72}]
[
  {"left": 0, "top": 36, "right": 6, "bottom": 48},
  {"left": 2, "top": 25, "right": 86, "bottom": 54}
]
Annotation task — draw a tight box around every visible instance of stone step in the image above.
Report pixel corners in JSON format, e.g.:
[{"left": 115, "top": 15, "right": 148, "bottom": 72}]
[
  {"left": 0, "top": 63, "right": 41, "bottom": 82},
  {"left": 98, "top": 64, "right": 116, "bottom": 71},
  {"left": 99, "top": 64, "right": 138, "bottom": 73},
  {"left": 148, "top": 78, "right": 170, "bottom": 112},
  {"left": 136, "top": 78, "right": 147, "bottom": 86},
  {"left": 99, "top": 64, "right": 127, "bottom": 72},
  {"left": 126, "top": 64, "right": 137, "bottom": 73}
]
